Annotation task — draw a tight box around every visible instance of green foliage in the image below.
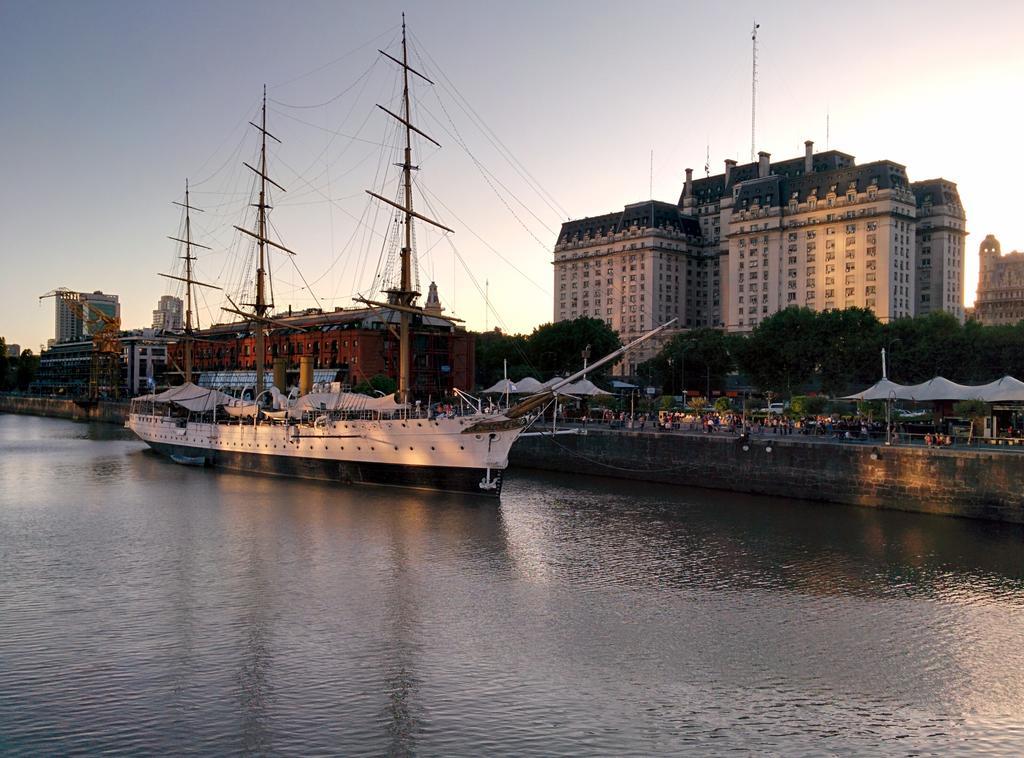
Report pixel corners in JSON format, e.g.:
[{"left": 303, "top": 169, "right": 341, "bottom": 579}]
[
  {"left": 642, "top": 328, "right": 738, "bottom": 395},
  {"left": 0, "top": 337, "right": 8, "bottom": 391},
  {"left": 814, "top": 308, "right": 883, "bottom": 395},
  {"left": 14, "top": 350, "right": 38, "bottom": 391},
  {"left": 474, "top": 330, "right": 530, "bottom": 389},
  {"left": 473, "top": 318, "right": 620, "bottom": 390},
  {"left": 353, "top": 373, "right": 397, "bottom": 396},
  {"left": 857, "top": 399, "right": 886, "bottom": 420},
  {"left": 527, "top": 317, "right": 621, "bottom": 380},
  {"left": 790, "top": 394, "right": 828, "bottom": 416},
  {"left": 737, "top": 307, "right": 822, "bottom": 395},
  {"left": 687, "top": 395, "right": 707, "bottom": 414},
  {"left": 953, "top": 399, "right": 989, "bottom": 420},
  {"left": 953, "top": 398, "right": 989, "bottom": 438},
  {"left": 714, "top": 396, "right": 732, "bottom": 413}
]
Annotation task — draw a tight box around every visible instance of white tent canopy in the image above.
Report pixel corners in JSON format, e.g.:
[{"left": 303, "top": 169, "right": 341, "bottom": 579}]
[
  {"left": 841, "top": 378, "right": 912, "bottom": 401},
  {"left": 287, "top": 391, "right": 407, "bottom": 418},
  {"left": 513, "top": 377, "right": 544, "bottom": 393},
  {"left": 903, "top": 377, "right": 979, "bottom": 402},
  {"left": 843, "top": 375, "right": 1024, "bottom": 403},
  {"left": 969, "top": 376, "right": 1024, "bottom": 403},
  {"left": 555, "top": 378, "right": 612, "bottom": 397},
  {"left": 482, "top": 379, "right": 518, "bottom": 394},
  {"left": 147, "top": 382, "right": 240, "bottom": 413}
]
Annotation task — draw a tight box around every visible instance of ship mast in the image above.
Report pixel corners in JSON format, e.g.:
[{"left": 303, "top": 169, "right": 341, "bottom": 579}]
[
  {"left": 254, "top": 88, "right": 270, "bottom": 399},
  {"left": 162, "top": 179, "right": 220, "bottom": 385},
  {"left": 227, "top": 86, "right": 296, "bottom": 400},
  {"left": 367, "top": 15, "right": 452, "bottom": 404}
]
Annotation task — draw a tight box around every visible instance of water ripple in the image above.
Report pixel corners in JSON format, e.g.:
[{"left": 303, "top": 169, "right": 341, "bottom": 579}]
[{"left": 2, "top": 415, "right": 1024, "bottom": 755}]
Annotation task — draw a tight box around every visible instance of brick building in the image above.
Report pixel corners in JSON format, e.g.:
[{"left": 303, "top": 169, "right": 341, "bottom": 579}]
[{"left": 173, "top": 305, "right": 474, "bottom": 398}]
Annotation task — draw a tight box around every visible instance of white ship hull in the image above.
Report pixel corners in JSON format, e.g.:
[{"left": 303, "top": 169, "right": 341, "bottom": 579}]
[{"left": 127, "top": 412, "right": 527, "bottom": 496}]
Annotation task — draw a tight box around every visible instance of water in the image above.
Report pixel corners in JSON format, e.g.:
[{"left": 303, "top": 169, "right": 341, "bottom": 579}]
[{"left": 2, "top": 414, "right": 1024, "bottom": 755}]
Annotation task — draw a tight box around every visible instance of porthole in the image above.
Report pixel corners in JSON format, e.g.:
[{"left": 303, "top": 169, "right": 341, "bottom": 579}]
[{"left": 460, "top": 445, "right": 464, "bottom": 450}]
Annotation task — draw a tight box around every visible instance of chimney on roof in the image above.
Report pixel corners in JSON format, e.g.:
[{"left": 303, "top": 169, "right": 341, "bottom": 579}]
[
  {"left": 804, "top": 140, "right": 814, "bottom": 173},
  {"left": 724, "top": 159, "right": 737, "bottom": 185},
  {"left": 684, "top": 168, "right": 693, "bottom": 200},
  {"left": 758, "top": 151, "right": 771, "bottom": 179}
]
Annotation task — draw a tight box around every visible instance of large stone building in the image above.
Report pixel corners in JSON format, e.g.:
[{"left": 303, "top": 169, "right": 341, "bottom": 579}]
[
  {"left": 553, "top": 201, "right": 705, "bottom": 372},
  {"left": 553, "top": 140, "right": 967, "bottom": 374},
  {"left": 973, "top": 234, "right": 1024, "bottom": 325}
]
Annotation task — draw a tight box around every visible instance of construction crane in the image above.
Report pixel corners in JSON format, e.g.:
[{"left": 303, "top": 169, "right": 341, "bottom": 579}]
[{"left": 39, "top": 289, "right": 123, "bottom": 400}]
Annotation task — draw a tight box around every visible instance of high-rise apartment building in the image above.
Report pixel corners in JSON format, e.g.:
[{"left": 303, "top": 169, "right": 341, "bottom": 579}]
[
  {"left": 913, "top": 180, "right": 967, "bottom": 320},
  {"left": 973, "top": 235, "right": 1024, "bottom": 325},
  {"left": 152, "top": 295, "right": 184, "bottom": 331},
  {"left": 553, "top": 140, "right": 966, "bottom": 374},
  {"left": 553, "top": 201, "right": 705, "bottom": 372},
  {"left": 53, "top": 290, "right": 120, "bottom": 343}
]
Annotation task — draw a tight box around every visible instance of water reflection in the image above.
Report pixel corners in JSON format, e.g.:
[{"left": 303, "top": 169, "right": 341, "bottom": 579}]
[
  {"left": 500, "top": 470, "right": 1024, "bottom": 604},
  {"left": 3, "top": 415, "right": 1024, "bottom": 755}
]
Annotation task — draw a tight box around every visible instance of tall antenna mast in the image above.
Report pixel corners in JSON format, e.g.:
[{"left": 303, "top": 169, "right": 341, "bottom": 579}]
[
  {"left": 367, "top": 15, "right": 452, "bottom": 404},
  {"left": 649, "top": 149, "right": 653, "bottom": 199},
  {"left": 705, "top": 139, "right": 710, "bottom": 178},
  {"left": 751, "top": 21, "right": 760, "bottom": 163},
  {"left": 162, "top": 180, "right": 219, "bottom": 385},
  {"left": 826, "top": 106, "right": 831, "bottom": 150}
]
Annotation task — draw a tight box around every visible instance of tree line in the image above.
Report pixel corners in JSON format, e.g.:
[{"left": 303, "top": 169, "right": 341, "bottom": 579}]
[
  {"left": 0, "top": 337, "right": 38, "bottom": 392},
  {"left": 475, "top": 318, "right": 621, "bottom": 388},
  {"left": 476, "top": 309, "right": 1024, "bottom": 398}
]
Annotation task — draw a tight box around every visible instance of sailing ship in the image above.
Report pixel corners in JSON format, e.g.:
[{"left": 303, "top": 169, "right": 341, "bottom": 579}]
[{"left": 127, "top": 19, "right": 674, "bottom": 496}]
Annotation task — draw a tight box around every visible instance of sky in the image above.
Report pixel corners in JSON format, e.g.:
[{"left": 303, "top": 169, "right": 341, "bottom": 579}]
[{"left": 2, "top": 0, "right": 1023, "bottom": 353}]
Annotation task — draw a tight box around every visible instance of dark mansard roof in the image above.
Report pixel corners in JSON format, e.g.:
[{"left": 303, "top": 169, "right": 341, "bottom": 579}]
[
  {"left": 731, "top": 160, "right": 911, "bottom": 209},
  {"left": 687, "top": 150, "right": 857, "bottom": 205},
  {"left": 911, "top": 178, "right": 964, "bottom": 211},
  {"left": 556, "top": 200, "right": 700, "bottom": 245}
]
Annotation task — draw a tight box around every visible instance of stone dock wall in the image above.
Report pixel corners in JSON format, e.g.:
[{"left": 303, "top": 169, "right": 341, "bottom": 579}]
[
  {"left": 0, "top": 395, "right": 129, "bottom": 424},
  {"left": 511, "top": 430, "right": 1024, "bottom": 524}
]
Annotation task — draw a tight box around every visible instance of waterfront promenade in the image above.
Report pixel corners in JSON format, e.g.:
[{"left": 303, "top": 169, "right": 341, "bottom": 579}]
[{"left": 4, "top": 393, "right": 1022, "bottom": 522}]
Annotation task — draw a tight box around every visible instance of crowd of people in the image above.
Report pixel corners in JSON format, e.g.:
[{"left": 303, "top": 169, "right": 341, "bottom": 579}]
[{"left": 563, "top": 406, "right": 919, "bottom": 444}]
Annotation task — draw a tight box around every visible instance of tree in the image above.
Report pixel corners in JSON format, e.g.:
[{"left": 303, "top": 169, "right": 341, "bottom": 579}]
[
  {"left": 953, "top": 399, "right": 989, "bottom": 441},
  {"left": 527, "top": 317, "right": 621, "bottom": 380},
  {"left": 814, "top": 308, "right": 883, "bottom": 395},
  {"left": 14, "top": 349, "right": 37, "bottom": 392},
  {"left": 790, "top": 395, "right": 828, "bottom": 416},
  {"left": 857, "top": 399, "right": 886, "bottom": 420},
  {"left": 737, "top": 307, "right": 821, "bottom": 396},
  {"left": 474, "top": 330, "right": 530, "bottom": 389},
  {"left": 882, "top": 312, "right": 970, "bottom": 383},
  {"left": 0, "top": 337, "right": 9, "bottom": 391},
  {"left": 714, "top": 396, "right": 732, "bottom": 413},
  {"left": 353, "top": 373, "right": 397, "bottom": 396},
  {"left": 642, "top": 328, "right": 737, "bottom": 395},
  {"left": 687, "top": 395, "right": 707, "bottom": 414}
]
